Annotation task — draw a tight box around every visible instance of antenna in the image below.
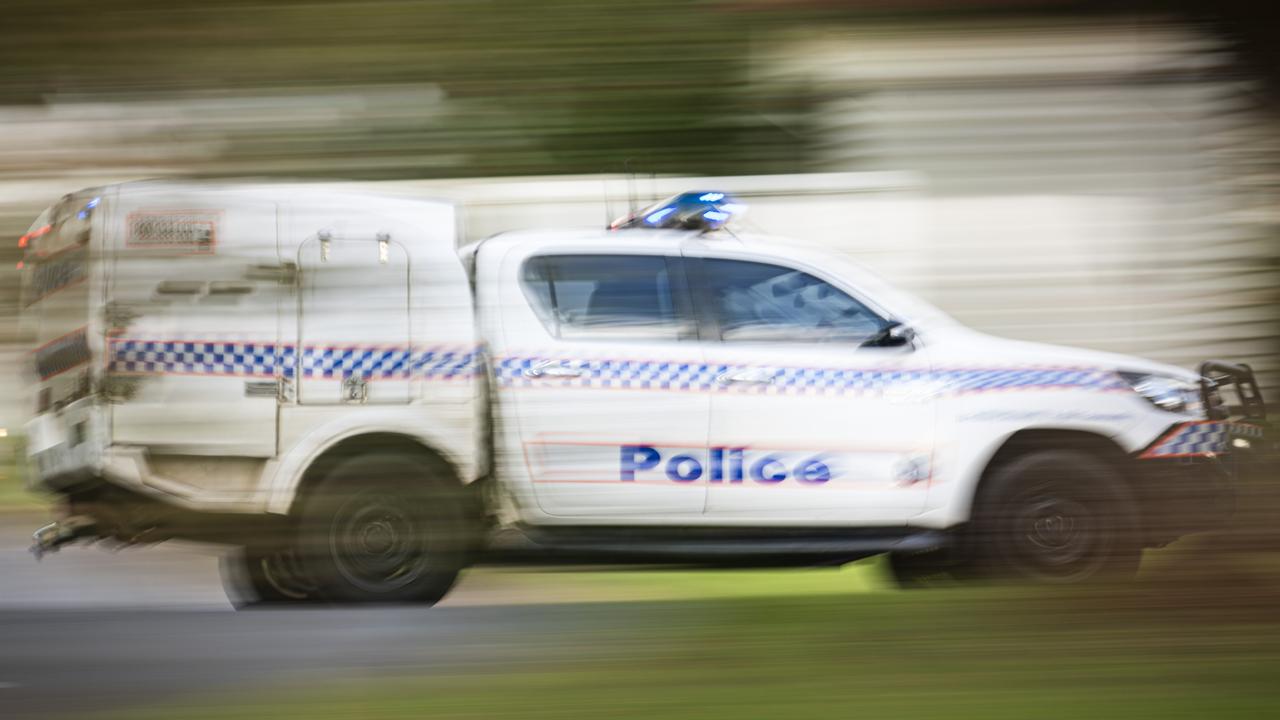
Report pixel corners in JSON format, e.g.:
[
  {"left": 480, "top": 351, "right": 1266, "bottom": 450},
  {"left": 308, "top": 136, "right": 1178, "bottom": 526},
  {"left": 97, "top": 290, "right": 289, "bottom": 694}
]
[
  {"left": 623, "top": 158, "right": 638, "bottom": 215},
  {"left": 643, "top": 152, "right": 657, "bottom": 208},
  {"left": 602, "top": 171, "right": 614, "bottom": 227}
]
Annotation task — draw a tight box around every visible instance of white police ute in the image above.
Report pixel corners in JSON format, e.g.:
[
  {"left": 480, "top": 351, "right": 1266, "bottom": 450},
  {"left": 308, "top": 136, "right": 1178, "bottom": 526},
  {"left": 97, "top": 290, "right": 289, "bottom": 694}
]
[{"left": 19, "top": 182, "right": 1265, "bottom": 603}]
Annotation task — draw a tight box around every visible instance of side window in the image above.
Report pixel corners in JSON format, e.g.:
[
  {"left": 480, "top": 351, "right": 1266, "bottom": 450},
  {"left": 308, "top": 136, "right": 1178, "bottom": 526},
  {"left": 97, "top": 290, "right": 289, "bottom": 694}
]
[
  {"left": 521, "top": 254, "right": 690, "bottom": 340},
  {"left": 700, "top": 258, "right": 887, "bottom": 343}
]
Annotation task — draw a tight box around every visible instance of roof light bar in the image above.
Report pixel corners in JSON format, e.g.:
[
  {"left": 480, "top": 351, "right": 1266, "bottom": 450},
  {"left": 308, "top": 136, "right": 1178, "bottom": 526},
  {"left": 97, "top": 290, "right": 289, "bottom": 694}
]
[
  {"left": 610, "top": 191, "right": 746, "bottom": 232},
  {"left": 77, "top": 197, "right": 100, "bottom": 220}
]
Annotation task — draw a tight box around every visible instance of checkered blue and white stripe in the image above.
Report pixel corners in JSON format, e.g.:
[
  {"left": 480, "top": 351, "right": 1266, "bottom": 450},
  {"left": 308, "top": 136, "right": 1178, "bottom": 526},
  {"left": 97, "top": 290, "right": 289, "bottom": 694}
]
[
  {"left": 108, "top": 339, "right": 282, "bottom": 377},
  {"left": 108, "top": 339, "right": 477, "bottom": 380},
  {"left": 106, "top": 341, "right": 1124, "bottom": 395},
  {"left": 411, "top": 348, "right": 480, "bottom": 380},
  {"left": 1230, "top": 423, "right": 1265, "bottom": 439},
  {"left": 757, "top": 366, "right": 907, "bottom": 394},
  {"left": 499, "top": 358, "right": 722, "bottom": 390},
  {"left": 936, "top": 368, "right": 1126, "bottom": 393},
  {"left": 1142, "top": 421, "right": 1226, "bottom": 458},
  {"left": 297, "top": 347, "right": 414, "bottom": 379},
  {"left": 494, "top": 357, "right": 1127, "bottom": 396}
]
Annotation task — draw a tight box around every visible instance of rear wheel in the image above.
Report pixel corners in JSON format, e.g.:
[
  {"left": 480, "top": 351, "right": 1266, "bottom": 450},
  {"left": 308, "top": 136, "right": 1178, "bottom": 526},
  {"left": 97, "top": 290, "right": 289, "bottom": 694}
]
[
  {"left": 968, "top": 450, "right": 1141, "bottom": 583},
  {"left": 220, "top": 545, "right": 318, "bottom": 607},
  {"left": 297, "top": 453, "right": 469, "bottom": 604}
]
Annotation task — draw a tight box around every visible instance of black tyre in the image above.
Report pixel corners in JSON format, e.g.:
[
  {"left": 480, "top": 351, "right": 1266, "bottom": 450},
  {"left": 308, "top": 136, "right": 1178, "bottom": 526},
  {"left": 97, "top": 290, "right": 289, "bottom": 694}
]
[
  {"left": 219, "top": 545, "right": 318, "bottom": 607},
  {"left": 297, "top": 453, "right": 468, "bottom": 604},
  {"left": 968, "top": 450, "right": 1141, "bottom": 583}
]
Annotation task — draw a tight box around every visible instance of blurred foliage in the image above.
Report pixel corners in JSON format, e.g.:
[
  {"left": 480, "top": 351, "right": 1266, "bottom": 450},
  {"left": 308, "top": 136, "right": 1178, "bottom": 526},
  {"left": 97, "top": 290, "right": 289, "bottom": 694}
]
[
  {"left": 0, "top": 0, "right": 815, "bottom": 179},
  {"left": 0, "top": 1, "right": 1273, "bottom": 179},
  {"left": 0, "top": 435, "right": 44, "bottom": 511}
]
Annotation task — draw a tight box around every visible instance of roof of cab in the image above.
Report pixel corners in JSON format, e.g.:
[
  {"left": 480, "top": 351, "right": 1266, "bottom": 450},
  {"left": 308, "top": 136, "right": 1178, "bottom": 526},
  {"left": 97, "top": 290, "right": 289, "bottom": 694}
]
[{"left": 467, "top": 226, "right": 730, "bottom": 254}]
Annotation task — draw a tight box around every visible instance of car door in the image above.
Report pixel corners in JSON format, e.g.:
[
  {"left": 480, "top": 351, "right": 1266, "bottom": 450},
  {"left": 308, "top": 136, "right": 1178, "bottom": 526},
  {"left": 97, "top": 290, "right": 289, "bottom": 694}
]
[
  {"left": 688, "top": 252, "right": 934, "bottom": 524},
  {"left": 492, "top": 248, "right": 709, "bottom": 518},
  {"left": 295, "top": 232, "right": 412, "bottom": 406}
]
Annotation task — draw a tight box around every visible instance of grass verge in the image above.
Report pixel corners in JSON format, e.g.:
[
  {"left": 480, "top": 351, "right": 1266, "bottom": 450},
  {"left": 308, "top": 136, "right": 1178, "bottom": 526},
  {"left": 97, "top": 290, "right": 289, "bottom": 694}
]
[{"left": 106, "top": 585, "right": 1280, "bottom": 720}]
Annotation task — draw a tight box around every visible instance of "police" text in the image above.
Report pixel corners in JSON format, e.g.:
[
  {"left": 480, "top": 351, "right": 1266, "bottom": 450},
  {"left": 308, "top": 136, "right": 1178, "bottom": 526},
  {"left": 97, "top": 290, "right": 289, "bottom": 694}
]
[{"left": 620, "top": 445, "right": 832, "bottom": 484}]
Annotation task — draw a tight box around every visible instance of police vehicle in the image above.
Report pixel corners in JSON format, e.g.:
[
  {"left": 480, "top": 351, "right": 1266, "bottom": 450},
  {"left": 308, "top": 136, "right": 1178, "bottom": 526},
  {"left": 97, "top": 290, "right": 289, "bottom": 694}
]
[{"left": 18, "top": 181, "right": 1265, "bottom": 603}]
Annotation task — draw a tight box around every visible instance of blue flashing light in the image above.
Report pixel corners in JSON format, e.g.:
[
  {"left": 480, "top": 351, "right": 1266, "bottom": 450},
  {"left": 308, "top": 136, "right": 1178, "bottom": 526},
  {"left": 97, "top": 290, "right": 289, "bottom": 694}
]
[
  {"left": 77, "top": 196, "right": 101, "bottom": 220},
  {"left": 610, "top": 190, "right": 746, "bottom": 232},
  {"left": 644, "top": 206, "right": 677, "bottom": 226}
]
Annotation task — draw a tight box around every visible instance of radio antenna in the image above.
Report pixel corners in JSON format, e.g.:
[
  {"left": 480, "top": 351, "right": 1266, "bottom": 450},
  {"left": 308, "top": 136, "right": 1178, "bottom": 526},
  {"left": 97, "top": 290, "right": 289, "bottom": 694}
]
[
  {"left": 623, "top": 158, "right": 638, "bottom": 215},
  {"left": 602, "top": 170, "right": 614, "bottom": 227}
]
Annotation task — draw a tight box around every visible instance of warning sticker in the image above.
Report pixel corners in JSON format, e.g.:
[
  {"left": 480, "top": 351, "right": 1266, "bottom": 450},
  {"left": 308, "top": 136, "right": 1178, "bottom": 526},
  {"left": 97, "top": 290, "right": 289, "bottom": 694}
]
[{"left": 127, "top": 210, "right": 221, "bottom": 253}]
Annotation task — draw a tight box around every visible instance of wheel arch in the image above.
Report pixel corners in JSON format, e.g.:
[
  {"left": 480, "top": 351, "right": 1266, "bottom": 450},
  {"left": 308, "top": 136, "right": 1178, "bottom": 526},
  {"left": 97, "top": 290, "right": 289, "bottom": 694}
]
[
  {"left": 287, "top": 432, "right": 476, "bottom": 604},
  {"left": 279, "top": 432, "right": 470, "bottom": 518},
  {"left": 963, "top": 428, "right": 1139, "bottom": 524}
]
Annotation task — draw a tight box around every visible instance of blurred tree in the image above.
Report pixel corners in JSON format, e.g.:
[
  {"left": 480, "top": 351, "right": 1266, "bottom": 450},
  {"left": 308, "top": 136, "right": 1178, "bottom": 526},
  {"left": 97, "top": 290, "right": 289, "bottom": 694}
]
[
  {"left": 1, "top": 1, "right": 1271, "bottom": 179},
  {"left": 0, "top": 0, "right": 811, "bottom": 178}
]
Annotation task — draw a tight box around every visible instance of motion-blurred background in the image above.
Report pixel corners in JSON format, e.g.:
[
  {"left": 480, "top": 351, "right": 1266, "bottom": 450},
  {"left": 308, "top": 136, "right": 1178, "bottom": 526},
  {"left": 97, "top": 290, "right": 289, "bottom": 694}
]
[{"left": 2, "top": 2, "right": 1279, "bottom": 719}]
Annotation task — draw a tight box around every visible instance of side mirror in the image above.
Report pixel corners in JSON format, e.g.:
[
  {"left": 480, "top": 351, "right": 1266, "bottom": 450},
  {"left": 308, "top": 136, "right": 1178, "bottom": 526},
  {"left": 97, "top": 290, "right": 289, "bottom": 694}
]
[{"left": 862, "top": 321, "right": 915, "bottom": 349}]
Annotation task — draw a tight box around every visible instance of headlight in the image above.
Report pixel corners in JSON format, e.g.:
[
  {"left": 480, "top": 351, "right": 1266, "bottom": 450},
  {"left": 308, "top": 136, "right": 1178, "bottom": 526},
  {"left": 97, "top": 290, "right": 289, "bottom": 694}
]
[{"left": 1119, "top": 372, "right": 1202, "bottom": 415}]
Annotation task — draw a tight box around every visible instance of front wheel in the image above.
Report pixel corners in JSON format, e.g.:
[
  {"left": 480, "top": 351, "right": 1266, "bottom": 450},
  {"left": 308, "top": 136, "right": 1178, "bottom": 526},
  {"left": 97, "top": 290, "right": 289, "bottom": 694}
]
[
  {"left": 968, "top": 450, "right": 1142, "bottom": 583},
  {"left": 297, "top": 454, "right": 469, "bottom": 604}
]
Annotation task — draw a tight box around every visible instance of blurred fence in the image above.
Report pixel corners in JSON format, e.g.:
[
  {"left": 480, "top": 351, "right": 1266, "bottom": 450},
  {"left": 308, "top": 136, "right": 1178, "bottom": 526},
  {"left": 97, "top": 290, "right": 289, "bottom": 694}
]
[{"left": 761, "top": 18, "right": 1280, "bottom": 389}]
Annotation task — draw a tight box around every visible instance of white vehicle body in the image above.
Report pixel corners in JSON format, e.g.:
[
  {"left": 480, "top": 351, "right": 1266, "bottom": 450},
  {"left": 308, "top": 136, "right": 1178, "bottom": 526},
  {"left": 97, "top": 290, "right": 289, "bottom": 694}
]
[
  {"left": 471, "top": 228, "right": 1234, "bottom": 530},
  {"left": 22, "top": 183, "right": 477, "bottom": 516},
  {"left": 20, "top": 181, "right": 1260, "bottom": 591}
]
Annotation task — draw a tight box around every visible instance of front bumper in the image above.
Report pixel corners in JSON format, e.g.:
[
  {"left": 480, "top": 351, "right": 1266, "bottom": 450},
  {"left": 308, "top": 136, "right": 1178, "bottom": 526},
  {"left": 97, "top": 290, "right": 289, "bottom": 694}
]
[
  {"left": 1133, "top": 424, "right": 1270, "bottom": 547},
  {"left": 1133, "top": 455, "right": 1239, "bottom": 545},
  {"left": 1129, "top": 359, "right": 1269, "bottom": 546}
]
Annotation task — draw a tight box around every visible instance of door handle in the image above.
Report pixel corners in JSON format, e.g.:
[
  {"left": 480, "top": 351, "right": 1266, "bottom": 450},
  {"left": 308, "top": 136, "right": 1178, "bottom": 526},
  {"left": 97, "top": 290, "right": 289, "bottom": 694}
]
[
  {"left": 715, "top": 368, "right": 777, "bottom": 386},
  {"left": 523, "top": 360, "right": 584, "bottom": 379},
  {"left": 243, "top": 380, "right": 280, "bottom": 398}
]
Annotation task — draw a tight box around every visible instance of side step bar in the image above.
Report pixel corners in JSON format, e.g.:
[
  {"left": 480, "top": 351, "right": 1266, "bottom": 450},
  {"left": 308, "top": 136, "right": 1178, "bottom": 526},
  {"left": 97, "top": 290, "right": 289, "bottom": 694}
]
[{"left": 481, "top": 527, "right": 950, "bottom": 567}]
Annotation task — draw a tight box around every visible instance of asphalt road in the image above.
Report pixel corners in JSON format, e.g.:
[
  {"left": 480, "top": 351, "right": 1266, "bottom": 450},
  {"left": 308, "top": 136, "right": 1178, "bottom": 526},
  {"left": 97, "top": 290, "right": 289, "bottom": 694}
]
[
  {"left": 0, "top": 603, "right": 628, "bottom": 719},
  {"left": 0, "top": 512, "right": 229, "bottom": 610},
  {"left": 0, "top": 512, "right": 637, "bottom": 719}
]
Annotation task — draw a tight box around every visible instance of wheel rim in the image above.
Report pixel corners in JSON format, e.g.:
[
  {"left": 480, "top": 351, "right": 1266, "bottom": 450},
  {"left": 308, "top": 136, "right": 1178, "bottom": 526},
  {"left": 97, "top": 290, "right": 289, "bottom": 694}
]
[
  {"left": 1003, "top": 482, "right": 1111, "bottom": 582},
  {"left": 329, "top": 491, "right": 433, "bottom": 594}
]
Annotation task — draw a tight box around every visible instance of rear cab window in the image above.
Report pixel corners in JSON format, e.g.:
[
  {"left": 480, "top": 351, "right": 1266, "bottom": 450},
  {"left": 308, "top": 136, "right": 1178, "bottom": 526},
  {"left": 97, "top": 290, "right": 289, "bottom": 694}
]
[{"left": 521, "top": 254, "right": 694, "bottom": 341}]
